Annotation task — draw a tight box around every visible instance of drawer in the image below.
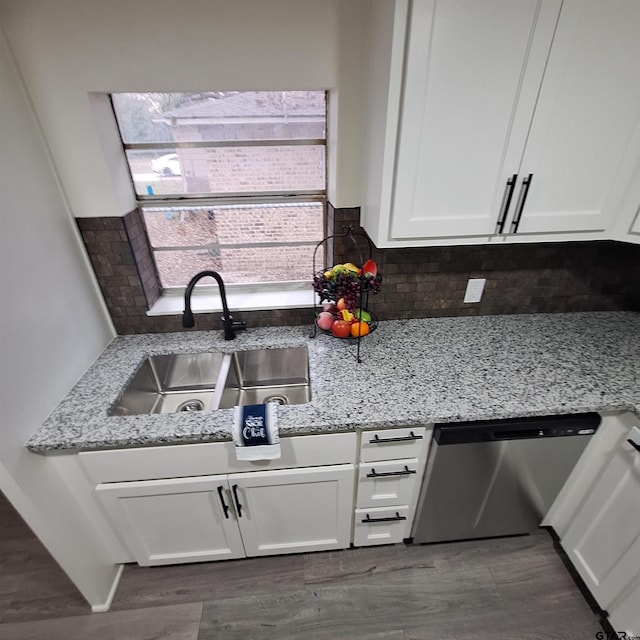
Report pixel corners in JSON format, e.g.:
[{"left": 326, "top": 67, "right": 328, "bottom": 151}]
[
  {"left": 353, "top": 506, "right": 411, "bottom": 547},
  {"left": 356, "top": 458, "right": 421, "bottom": 509},
  {"left": 79, "top": 432, "right": 357, "bottom": 484},
  {"left": 360, "top": 427, "right": 429, "bottom": 462}
]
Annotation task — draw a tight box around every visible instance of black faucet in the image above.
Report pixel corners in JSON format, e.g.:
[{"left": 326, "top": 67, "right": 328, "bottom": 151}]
[{"left": 182, "top": 270, "right": 246, "bottom": 340}]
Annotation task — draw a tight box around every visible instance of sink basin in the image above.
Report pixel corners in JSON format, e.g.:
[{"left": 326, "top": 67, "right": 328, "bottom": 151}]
[
  {"left": 110, "top": 352, "right": 226, "bottom": 416},
  {"left": 111, "top": 347, "right": 310, "bottom": 416},
  {"left": 218, "top": 346, "right": 311, "bottom": 409}
]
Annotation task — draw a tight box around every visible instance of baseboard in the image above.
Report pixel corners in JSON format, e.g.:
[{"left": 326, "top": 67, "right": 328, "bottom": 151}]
[{"left": 91, "top": 564, "right": 124, "bottom": 613}]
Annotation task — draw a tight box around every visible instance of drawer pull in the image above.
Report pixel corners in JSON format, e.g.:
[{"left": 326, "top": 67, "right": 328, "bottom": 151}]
[
  {"left": 627, "top": 438, "right": 640, "bottom": 453},
  {"left": 369, "top": 431, "right": 423, "bottom": 444},
  {"left": 362, "top": 512, "right": 407, "bottom": 523},
  {"left": 366, "top": 465, "right": 416, "bottom": 478},
  {"left": 217, "top": 485, "right": 231, "bottom": 519}
]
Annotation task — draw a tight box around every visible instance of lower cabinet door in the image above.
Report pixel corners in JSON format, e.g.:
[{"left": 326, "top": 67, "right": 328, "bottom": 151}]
[
  {"left": 231, "top": 464, "right": 355, "bottom": 556},
  {"left": 96, "top": 476, "right": 245, "bottom": 566},
  {"left": 353, "top": 506, "right": 411, "bottom": 547},
  {"left": 561, "top": 432, "right": 640, "bottom": 611},
  {"left": 608, "top": 578, "right": 640, "bottom": 637}
]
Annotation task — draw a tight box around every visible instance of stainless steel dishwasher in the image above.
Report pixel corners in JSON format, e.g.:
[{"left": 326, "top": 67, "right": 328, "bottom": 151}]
[{"left": 412, "top": 413, "right": 600, "bottom": 544}]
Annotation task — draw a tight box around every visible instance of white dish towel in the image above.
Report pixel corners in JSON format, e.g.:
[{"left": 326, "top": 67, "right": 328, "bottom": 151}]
[{"left": 232, "top": 403, "right": 281, "bottom": 461}]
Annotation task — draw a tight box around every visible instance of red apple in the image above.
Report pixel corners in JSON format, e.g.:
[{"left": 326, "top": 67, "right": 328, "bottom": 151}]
[{"left": 331, "top": 320, "right": 351, "bottom": 338}]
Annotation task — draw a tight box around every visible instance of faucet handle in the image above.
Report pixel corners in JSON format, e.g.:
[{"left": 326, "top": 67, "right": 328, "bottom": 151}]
[
  {"left": 230, "top": 317, "right": 246, "bottom": 332},
  {"left": 220, "top": 314, "right": 246, "bottom": 340},
  {"left": 221, "top": 314, "right": 245, "bottom": 327}
]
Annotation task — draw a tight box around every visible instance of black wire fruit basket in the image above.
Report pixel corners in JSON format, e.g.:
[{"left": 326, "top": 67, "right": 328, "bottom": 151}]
[{"left": 310, "top": 226, "right": 382, "bottom": 362}]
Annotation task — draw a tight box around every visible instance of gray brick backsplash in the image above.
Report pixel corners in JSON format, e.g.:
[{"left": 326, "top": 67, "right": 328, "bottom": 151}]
[{"left": 78, "top": 205, "right": 640, "bottom": 334}]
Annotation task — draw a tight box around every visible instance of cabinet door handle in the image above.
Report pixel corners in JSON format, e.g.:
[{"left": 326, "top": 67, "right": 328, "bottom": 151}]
[
  {"left": 217, "top": 485, "right": 231, "bottom": 519},
  {"left": 627, "top": 438, "right": 640, "bottom": 453},
  {"left": 511, "top": 173, "right": 533, "bottom": 233},
  {"left": 369, "top": 431, "right": 423, "bottom": 444},
  {"left": 366, "top": 465, "right": 417, "bottom": 478},
  {"left": 231, "top": 484, "right": 243, "bottom": 517},
  {"left": 496, "top": 173, "right": 518, "bottom": 234},
  {"left": 362, "top": 512, "right": 407, "bottom": 523}
]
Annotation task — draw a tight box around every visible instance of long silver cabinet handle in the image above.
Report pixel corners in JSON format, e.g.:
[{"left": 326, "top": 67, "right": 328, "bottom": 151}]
[
  {"left": 511, "top": 173, "right": 533, "bottom": 233},
  {"left": 496, "top": 174, "right": 518, "bottom": 234}
]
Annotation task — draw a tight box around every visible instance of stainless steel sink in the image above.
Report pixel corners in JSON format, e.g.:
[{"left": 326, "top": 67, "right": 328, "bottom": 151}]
[
  {"left": 217, "top": 346, "right": 311, "bottom": 409},
  {"left": 110, "top": 352, "right": 226, "bottom": 416},
  {"left": 110, "top": 347, "right": 310, "bottom": 416}
]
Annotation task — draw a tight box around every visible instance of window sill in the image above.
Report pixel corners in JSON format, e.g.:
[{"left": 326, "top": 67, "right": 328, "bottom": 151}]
[{"left": 146, "top": 283, "right": 315, "bottom": 317}]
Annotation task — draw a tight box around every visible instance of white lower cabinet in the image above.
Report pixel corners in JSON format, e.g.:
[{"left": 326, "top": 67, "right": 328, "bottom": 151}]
[
  {"left": 353, "top": 427, "right": 431, "bottom": 547},
  {"left": 357, "top": 458, "right": 421, "bottom": 509},
  {"left": 353, "top": 506, "right": 411, "bottom": 547},
  {"left": 232, "top": 465, "right": 354, "bottom": 557},
  {"left": 561, "top": 424, "right": 640, "bottom": 632},
  {"left": 360, "top": 427, "right": 428, "bottom": 463},
  {"left": 96, "top": 464, "right": 355, "bottom": 566},
  {"left": 608, "top": 579, "right": 640, "bottom": 638},
  {"left": 96, "top": 475, "right": 244, "bottom": 566}
]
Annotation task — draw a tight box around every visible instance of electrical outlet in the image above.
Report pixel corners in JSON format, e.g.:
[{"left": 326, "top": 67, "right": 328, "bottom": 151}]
[{"left": 464, "top": 278, "right": 486, "bottom": 303}]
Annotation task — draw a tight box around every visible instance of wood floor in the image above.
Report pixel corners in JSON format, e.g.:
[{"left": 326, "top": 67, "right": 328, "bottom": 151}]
[{"left": 0, "top": 491, "right": 604, "bottom": 639}]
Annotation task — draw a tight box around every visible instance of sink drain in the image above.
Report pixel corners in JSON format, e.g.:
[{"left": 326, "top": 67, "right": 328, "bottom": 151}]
[
  {"left": 176, "top": 399, "right": 205, "bottom": 412},
  {"left": 263, "top": 394, "right": 288, "bottom": 405}
]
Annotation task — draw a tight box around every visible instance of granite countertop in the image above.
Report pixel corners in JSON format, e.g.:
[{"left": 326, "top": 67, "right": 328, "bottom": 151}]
[{"left": 26, "top": 311, "right": 640, "bottom": 453}]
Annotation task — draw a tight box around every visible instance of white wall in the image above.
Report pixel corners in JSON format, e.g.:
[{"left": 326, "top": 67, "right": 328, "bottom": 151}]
[
  {"left": 0, "top": 27, "right": 119, "bottom": 607},
  {"left": 0, "top": 0, "right": 367, "bottom": 215}
]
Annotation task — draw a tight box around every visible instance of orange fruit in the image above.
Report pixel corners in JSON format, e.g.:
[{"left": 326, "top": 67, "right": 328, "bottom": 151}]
[{"left": 350, "top": 321, "right": 370, "bottom": 337}]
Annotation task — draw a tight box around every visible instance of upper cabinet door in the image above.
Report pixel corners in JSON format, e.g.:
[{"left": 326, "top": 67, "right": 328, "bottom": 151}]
[
  {"left": 512, "top": 0, "right": 640, "bottom": 235},
  {"left": 390, "top": 0, "right": 561, "bottom": 240}
]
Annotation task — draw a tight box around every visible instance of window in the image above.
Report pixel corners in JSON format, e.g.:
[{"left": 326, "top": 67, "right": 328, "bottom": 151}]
[{"left": 111, "top": 91, "right": 326, "bottom": 290}]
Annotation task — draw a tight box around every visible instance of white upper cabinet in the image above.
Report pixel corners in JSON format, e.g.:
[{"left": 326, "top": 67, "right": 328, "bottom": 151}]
[
  {"left": 391, "top": 0, "right": 560, "bottom": 241},
  {"left": 512, "top": 0, "right": 640, "bottom": 236},
  {"left": 361, "top": 0, "right": 640, "bottom": 247}
]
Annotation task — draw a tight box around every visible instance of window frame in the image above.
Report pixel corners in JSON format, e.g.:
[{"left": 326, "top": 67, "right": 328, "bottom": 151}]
[{"left": 110, "top": 92, "right": 328, "bottom": 295}]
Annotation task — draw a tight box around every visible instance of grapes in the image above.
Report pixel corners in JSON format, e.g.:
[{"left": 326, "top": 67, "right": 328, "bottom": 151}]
[{"left": 312, "top": 269, "right": 383, "bottom": 311}]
